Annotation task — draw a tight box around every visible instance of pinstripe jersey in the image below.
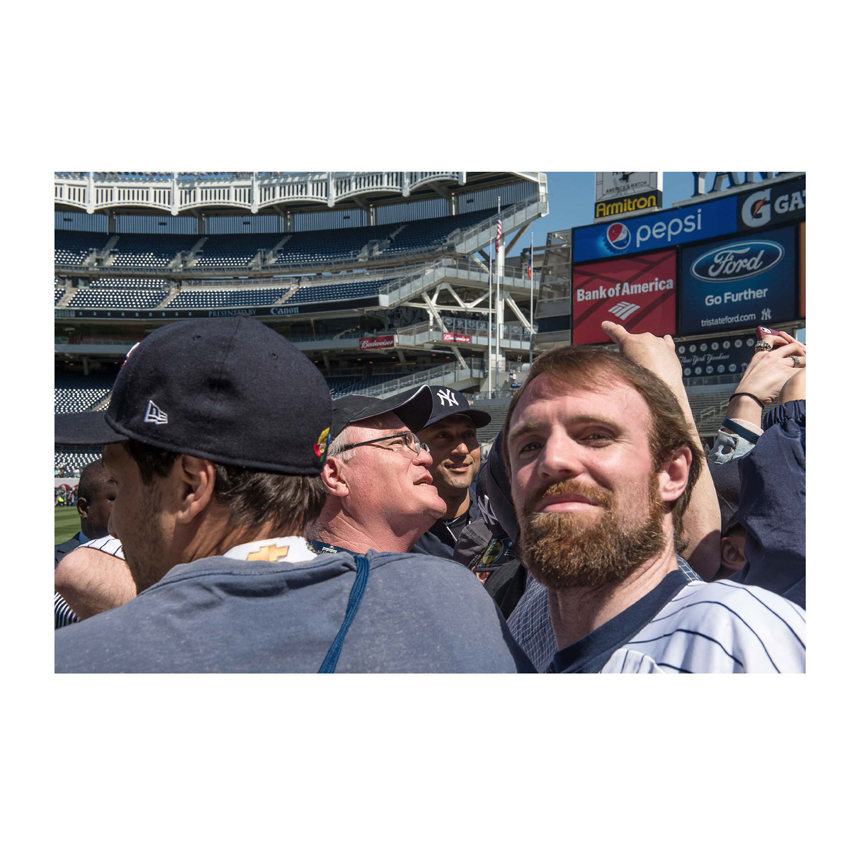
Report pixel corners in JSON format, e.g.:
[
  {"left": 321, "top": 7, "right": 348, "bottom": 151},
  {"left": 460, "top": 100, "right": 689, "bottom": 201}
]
[
  {"left": 54, "top": 591, "right": 79, "bottom": 629},
  {"left": 550, "top": 571, "right": 805, "bottom": 674},
  {"left": 80, "top": 535, "right": 125, "bottom": 560},
  {"left": 509, "top": 557, "right": 701, "bottom": 672}
]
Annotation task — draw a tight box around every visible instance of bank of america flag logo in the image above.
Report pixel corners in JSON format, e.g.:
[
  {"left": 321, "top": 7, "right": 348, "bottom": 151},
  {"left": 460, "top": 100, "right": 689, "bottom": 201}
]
[
  {"left": 144, "top": 399, "right": 169, "bottom": 425},
  {"left": 609, "top": 301, "right": 641, "bottom": 320}
]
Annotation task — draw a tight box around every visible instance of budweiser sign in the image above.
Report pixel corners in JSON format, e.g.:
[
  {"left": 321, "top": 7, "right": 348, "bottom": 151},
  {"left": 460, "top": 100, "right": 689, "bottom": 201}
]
[
  {"left": 359, "top": 335, "right": 395, "bottom": 350},
  {"left": 442, "top": 332, "right": 471, "bottom": 343}
]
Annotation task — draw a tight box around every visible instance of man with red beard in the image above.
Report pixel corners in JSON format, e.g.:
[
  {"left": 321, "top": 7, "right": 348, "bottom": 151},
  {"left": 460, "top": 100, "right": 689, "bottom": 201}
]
[{"left": 503, "top": 341, "right": 805, "bottom": 673}]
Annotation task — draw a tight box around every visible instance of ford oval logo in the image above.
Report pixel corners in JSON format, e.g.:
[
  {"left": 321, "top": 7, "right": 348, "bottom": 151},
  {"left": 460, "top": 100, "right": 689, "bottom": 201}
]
[{"left": 691, "top": 240, "right": 784, "bottom": 283}]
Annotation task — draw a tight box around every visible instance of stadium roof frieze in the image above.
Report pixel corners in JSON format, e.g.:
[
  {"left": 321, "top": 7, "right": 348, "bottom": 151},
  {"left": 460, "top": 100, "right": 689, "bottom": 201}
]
[{"left": 54, "top": 171, "right": 544, "bottom": 217}]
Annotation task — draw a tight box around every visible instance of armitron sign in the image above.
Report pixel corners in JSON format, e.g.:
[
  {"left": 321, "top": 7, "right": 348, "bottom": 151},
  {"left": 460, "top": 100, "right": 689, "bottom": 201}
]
[{"left": 594, "top": 190, "right": 662, "bottom": 220}]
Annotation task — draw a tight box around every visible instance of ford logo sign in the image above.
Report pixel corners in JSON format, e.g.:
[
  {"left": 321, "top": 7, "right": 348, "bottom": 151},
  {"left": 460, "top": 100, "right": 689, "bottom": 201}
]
[{"left": 691, "top": 240, "right": 784, "bottom": 283}]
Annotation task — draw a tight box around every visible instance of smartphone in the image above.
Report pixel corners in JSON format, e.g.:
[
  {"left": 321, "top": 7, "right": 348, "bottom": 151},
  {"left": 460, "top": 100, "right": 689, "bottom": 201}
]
[{"left": 756, "top": 326, "right": 781, "bottom": 340}]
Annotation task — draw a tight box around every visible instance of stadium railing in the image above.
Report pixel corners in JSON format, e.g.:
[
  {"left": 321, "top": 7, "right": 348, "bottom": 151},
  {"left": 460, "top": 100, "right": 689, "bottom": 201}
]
[{"left": 350, "top": 358, "right": 486, "bottom": 400}]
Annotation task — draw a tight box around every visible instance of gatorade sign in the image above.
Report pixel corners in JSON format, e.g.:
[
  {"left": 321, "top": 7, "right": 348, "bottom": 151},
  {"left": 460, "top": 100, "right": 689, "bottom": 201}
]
[
  {"left": 737, "top": 175, "right": 806, "bottom": 231},
  {"left": 572, "top": 249, "right": 676, "bottom": 345}
]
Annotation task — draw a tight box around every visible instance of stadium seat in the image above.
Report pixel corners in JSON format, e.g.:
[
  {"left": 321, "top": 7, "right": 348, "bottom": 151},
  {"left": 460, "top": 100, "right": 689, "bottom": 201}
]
[{"left": 168, "top": 287, "right": 290, "bottom": 309}]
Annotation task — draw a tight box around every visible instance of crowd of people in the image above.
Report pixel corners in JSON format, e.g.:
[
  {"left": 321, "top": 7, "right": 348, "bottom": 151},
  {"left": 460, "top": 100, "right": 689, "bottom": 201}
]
[
  {"left": 54, "top": 485, "right": 78, "bottom": 507},
  {"left": 53, "top": 315, "right": 806, "bottom": 673}
]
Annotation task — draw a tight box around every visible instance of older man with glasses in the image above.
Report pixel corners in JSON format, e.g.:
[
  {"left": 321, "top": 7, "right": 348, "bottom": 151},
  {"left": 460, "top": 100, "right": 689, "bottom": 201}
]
[{"left": 308, "top": 387, "right": 449, "bottom": 556}]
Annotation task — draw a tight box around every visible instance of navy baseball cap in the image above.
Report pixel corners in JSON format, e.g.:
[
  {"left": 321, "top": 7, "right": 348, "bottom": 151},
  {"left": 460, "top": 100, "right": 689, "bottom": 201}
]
[
  {"left": 708, "top": 459, "right": 743, "bottom": 536},
  {"left": 54, "top": 317, "right": 333, "bottom": 476},
  {"left": 421, "top": 385, "right": 491, "bottom": 430},
  {"left": 330, "top": 385, "right": 434, "bottom": 441}
]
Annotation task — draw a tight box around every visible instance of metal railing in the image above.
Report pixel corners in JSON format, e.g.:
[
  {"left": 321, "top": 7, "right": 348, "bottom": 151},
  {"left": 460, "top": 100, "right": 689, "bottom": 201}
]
[
  {"left": 360, "top": 358, "right": 486, "bottom": 399},
  {"left": 446, "top": 194, "right": 544, "bottom": 250},
  {"left": 683, "top": 373, "right": 743, "bottom": 388}
]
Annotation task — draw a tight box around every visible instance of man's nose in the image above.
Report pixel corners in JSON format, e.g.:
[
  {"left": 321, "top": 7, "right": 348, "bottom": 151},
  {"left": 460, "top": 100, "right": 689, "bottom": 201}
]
[
  {"left": 538, "top": 433, "right": 583, "bottom": 479},
  {"left": 415, "top": 448, "right": 434, "bottom": 467}
]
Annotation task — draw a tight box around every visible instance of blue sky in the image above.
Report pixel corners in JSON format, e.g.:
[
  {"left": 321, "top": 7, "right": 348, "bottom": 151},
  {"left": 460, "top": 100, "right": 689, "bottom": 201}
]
[{"left": 509, "top": 171, "right": 698, "bottom": 256}]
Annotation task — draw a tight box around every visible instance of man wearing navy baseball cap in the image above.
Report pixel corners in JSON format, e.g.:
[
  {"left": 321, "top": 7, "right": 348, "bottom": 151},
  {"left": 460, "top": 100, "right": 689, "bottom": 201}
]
[
  {"left": 307, "top": 385, "right": 449, "bottom": 556},
  {"left": 410, "top": 385, "right": 491, "bottom": 560},
  {"left": 55, "top": 318, "right": 532, "bottom": 673}
]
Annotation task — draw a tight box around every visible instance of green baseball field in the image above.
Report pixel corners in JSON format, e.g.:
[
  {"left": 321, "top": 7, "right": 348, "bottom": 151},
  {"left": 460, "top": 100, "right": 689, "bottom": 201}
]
[{"left": 55, "top": 506, "right": 80, "bottom": 545}]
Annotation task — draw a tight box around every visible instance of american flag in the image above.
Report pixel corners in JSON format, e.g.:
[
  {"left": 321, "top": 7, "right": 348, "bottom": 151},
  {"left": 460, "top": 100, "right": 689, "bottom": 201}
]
[
  {"left": 496, "top": 214, "right": 502, "bottom": 255},
  {"left": 527, "top": 252, "right": 532, "bottom": 281}
]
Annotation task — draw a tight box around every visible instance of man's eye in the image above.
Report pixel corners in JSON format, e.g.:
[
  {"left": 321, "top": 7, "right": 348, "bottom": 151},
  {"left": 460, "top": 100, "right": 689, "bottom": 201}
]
[
  {"left": 583, "top": 433, "right": 612, "bottom": 443},
  {"left": 518, "top": 441, "right": 542, "bottom": 454}
]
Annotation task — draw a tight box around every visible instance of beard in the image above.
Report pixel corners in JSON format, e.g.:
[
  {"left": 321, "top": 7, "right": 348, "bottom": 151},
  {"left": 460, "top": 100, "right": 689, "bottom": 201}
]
[{"left": 518, "top": 477, "right": 666, "bottom": 590}]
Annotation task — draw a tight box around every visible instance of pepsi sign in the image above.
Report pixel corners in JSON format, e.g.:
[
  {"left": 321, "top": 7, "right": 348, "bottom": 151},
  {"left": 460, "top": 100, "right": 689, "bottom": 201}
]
[
  {"left": 679, "top": 225, "right": 798, "bottom": 335},
  {"left": 690, "top": 240, "right": 785, "bottom": 283},
  {"left": 606, "top": 222, "right": 631, "bottom": 251},
  {"left": 573, "top": 194, "right": 738, "bottom": 262}
]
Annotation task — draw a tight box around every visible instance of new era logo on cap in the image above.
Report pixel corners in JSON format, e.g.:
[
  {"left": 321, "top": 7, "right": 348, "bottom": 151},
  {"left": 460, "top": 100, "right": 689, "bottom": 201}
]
[{"left": 144, "top": 400, "right": 169, "bottom": 425}]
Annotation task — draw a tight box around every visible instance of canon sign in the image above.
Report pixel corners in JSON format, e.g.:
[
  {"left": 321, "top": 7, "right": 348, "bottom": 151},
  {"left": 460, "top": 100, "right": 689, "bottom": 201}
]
[{"left": 690, "top": 240, "right": 784, "bottom": 283}]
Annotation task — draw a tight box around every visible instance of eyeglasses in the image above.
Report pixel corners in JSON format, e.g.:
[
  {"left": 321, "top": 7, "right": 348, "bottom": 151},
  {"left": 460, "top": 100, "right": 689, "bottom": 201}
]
[{"left": 339, "top": 431, "right": 429, "bottom": 457}]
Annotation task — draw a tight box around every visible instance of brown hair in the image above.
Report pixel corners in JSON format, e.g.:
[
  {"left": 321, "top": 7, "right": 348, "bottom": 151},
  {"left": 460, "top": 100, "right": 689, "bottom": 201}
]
[
  {"left": 501, "top": 346, "right": 703, "bottom": 551},
  {"left": 125, "top": 439, "right": 326, "bottom": 535}
]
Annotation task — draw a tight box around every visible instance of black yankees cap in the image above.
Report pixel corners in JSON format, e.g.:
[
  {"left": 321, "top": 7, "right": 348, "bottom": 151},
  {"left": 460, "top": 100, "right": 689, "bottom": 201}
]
[
  {"left": 54, "top": 317, "right": 333, "bottom": 476},
  {"left": 330, "top": 385, "right": 433, "bottom": 441},
  {"left": 421, "top": 385, "right": 491, "bottom": 430}
]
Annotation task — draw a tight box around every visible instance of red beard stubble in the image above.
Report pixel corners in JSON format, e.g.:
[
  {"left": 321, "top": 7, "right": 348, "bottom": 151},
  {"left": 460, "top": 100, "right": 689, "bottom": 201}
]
[{"left": 518, "top": 477, "right": 667, "bottom": 590}]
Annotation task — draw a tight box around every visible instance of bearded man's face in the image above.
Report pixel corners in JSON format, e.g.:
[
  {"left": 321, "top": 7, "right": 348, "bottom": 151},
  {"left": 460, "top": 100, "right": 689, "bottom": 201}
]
[{"left": 507, "top": 374, "right": 669, "bottom": 589}]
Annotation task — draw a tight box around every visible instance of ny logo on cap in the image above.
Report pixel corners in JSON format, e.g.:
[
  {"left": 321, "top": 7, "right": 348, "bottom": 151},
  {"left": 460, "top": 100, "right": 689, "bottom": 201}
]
[
  {"left": 437, "top": 389, "right": 458, "bottom": 407},
  {"left": 478, "top": 494, "right": 499, "bottom": 528},
  {"left": 144, "top": 400, "right": 169, "bottom": 425}
]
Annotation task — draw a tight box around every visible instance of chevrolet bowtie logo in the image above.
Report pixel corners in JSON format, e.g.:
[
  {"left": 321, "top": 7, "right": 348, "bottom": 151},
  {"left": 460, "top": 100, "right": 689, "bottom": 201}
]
[{"left": 246, "top": 545, "right": 290, "bottom": 562}]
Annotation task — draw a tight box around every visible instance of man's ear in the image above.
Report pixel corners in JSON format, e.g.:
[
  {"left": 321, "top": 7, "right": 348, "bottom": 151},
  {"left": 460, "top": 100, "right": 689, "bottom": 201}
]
[
  {"left": 320, "top": 456, "right": 350, "bottom": 498},
  {"left": 171, "top": 455, "right": 217, "bottom": 525},
  {"left": 721, "top": 534, "right": 747, "bottom": 573},
  {"left": 657, "top": 446, "right": 691, "bottom": 504},
  {"left": 76, "top": 496, "right": 89, "bottom": 520}
]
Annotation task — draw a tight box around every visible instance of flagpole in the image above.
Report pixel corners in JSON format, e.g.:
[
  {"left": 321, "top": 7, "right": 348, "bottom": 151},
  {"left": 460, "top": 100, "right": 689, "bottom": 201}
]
[
  {"left": 487, "top": 240, "right": 493, "bottom": 398},
  {"left": 495, "top": 197, "right": 501, "bottom": 397},
  {"left": 529, "top": 232, "right": 534, "bottom": 367}
]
